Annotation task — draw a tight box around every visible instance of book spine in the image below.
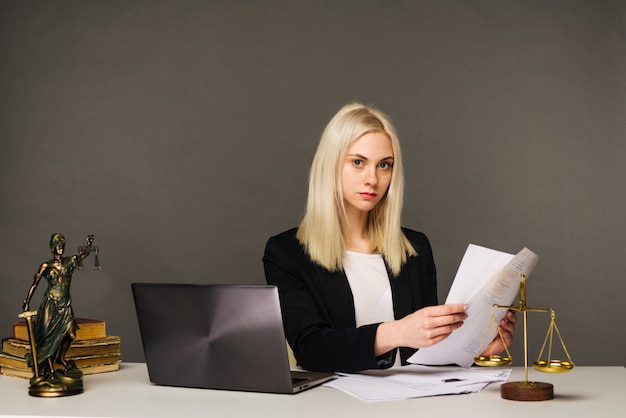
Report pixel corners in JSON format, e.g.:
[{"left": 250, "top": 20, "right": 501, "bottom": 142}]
[
  {"left": 1, "top": 362, "right": 120, "bottom": 379},
  {"left": 13, "top": 318, "right": 106, "bottom": 341},
  {"left": 2, "top": 337, "right": 121, "bottom": 359}
]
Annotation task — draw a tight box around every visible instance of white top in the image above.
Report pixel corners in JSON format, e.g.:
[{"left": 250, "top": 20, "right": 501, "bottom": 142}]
[{"left": 343, "top": 251, "right": 400, "bottom": 367}]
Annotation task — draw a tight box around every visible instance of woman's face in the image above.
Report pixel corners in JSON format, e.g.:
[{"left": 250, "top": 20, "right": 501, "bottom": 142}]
[{"left": 341, "top": 131, "right": 394, "bottom": 216}]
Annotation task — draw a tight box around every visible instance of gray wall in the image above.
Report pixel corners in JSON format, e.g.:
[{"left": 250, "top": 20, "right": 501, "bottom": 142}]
[{"left": 1, "top": 0, "right": 624, "bottom": 366}]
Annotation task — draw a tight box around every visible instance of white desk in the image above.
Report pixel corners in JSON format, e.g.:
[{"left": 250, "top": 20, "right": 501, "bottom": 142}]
[{"left": 0, "top": 364, "right": 624, "bottom": 418}]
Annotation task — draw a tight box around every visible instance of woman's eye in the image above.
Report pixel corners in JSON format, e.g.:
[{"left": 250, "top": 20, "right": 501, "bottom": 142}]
[
  {"left": 352, "top": 159, "right": 363, "bottom": 167},
  {"left": 379, "top": 161, "right": 393, "bottom": 169}
]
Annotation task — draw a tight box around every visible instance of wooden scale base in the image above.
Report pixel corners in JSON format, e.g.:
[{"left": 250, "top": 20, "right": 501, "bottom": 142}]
[{"left": 501, "top": 381, "right": 554, "bottom": 401}]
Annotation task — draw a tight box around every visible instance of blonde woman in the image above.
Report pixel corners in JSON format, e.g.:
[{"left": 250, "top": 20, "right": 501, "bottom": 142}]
[{"left": 263, "top": 103, "right": 515, "bottom": 373}]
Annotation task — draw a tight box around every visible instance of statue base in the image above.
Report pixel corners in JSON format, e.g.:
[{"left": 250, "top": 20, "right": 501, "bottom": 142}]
[
  {"left": 501, "top": 381, "right": 554, "bottom": 401},
  {"left": 29, "top": 368, "right": 84, "bottom": 397}
]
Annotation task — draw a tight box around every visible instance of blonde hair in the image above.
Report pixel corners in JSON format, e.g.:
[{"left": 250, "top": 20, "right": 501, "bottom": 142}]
[{"left": 297, "top": 102, "right": 416, "bottom": 276}]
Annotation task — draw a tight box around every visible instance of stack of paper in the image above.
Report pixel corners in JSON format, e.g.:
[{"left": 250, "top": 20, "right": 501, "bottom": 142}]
[{"left": 324, "top": 365, "right": 511, "bottom": 402}]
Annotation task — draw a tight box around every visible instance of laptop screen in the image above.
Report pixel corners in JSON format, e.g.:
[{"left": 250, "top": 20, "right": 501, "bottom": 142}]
[{"left": 132, "top": 283, "right": 296, "bottom": 393}]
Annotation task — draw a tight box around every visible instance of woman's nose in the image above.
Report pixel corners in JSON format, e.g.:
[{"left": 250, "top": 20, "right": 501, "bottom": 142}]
[{"left": 364, "top": 168, "right": 378, "bottom": 186}]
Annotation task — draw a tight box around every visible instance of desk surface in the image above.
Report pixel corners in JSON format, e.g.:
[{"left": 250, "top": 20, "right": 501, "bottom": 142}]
[{"left": 0, "top": 364, "right": 624, "bottom": 418}]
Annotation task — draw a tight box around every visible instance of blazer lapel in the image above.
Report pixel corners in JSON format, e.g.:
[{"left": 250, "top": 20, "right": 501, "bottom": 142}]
[
  {"left": 388, "top": 260, "right": 420, "bottom": 321},
  {"left": 313, "top": 264, "right": 357, "bottom": 328}
]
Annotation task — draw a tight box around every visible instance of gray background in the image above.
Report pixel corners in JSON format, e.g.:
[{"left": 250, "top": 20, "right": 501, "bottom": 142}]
[{"left": 1, "top": 0, "right": 624, "bottom": 366}]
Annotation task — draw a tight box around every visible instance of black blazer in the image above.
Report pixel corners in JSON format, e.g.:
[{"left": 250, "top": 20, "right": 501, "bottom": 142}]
[{"left": 263, "top": 227, "right": 438, "bottom": 373}]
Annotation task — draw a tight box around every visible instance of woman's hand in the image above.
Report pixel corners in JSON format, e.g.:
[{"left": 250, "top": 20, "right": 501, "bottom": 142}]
[
  {"left": 375, "top": 304, "right": 468, "bottom": 355},
  {"left": 480, "top": 310, "right": 517, "bottom": 356}
]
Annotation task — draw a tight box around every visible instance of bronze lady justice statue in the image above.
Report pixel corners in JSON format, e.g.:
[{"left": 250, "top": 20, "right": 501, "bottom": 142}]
[{"left": 21, "top": 234, "right": 99, "bottom": 397}]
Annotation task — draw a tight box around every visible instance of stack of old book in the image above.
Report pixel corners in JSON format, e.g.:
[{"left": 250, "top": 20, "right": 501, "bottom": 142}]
[{"left": 0, "top": 318, "right": 121, "bottom": 379}]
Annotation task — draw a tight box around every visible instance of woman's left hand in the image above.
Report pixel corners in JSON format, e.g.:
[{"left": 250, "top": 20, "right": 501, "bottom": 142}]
[{"left": 480, "top": 310, "right": 517, "bottom": 356}]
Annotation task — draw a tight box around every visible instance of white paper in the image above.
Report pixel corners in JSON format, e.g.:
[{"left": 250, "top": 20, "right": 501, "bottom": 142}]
[
  {"left": 324, "top": 365, "right": 511, "bottom": 402},
  {"left": 408, "top": 244, "right": 539, "bottom": 368}
]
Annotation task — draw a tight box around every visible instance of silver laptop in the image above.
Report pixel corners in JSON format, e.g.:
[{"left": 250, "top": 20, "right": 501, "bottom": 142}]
[{"left": 131, "top": 283, "right": 335, "bottom": 393}]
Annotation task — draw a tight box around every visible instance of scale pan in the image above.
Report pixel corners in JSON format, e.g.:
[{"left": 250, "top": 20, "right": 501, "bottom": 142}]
[
  {"left": 474, "top": 355, "right": 513, "bottom": 367},
  {"left": 533, "top": 360, "right": 574, "bottom": 373}
]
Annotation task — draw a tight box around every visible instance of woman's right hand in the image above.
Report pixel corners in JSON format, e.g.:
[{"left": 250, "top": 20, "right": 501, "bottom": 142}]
[{"left": 375, "top": 304, "right": 468, "bottom": 355}]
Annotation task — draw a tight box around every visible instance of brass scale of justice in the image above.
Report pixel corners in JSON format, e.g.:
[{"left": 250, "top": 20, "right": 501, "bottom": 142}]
[{"left": 473, "top": 273, "right": 574, "bottom": 401}]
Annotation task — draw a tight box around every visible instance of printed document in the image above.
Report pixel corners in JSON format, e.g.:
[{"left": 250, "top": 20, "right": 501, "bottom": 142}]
[{"left": 408, "top": 244, "right": 539, "bottom": 368}]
